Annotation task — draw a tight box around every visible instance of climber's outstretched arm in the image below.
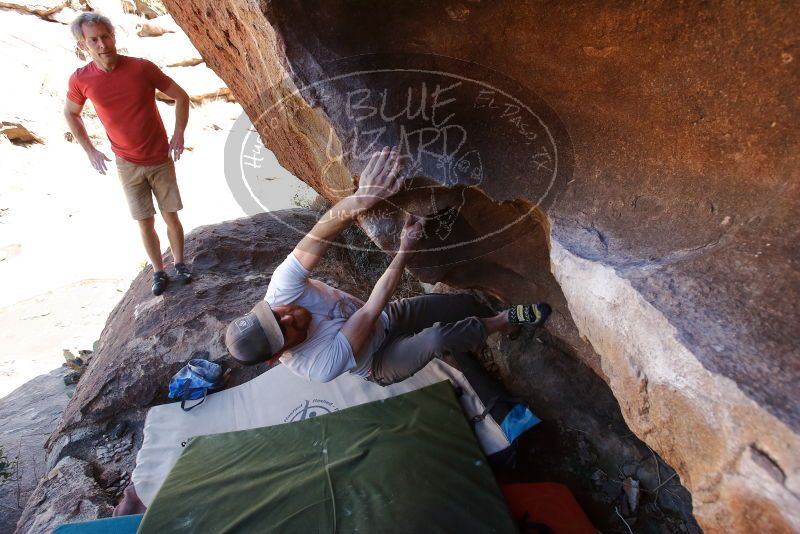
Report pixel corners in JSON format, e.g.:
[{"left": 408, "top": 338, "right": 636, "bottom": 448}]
[{"left": 292, "top": 146, "right": 403, "bottom": 272}]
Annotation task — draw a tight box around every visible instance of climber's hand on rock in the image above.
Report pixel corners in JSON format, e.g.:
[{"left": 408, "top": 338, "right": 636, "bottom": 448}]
[
  {"left": 399, "top": 213, "right": 425, "bottom": 253},
  {"left": 354, "top": 146, "right": 405, "bottom": 206}
]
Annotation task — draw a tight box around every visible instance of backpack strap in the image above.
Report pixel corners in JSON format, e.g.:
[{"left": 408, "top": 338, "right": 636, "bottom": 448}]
[
  {"left": 180, "top": 388, "right": 208, "bottom": 412},
  {"left": 470, "top": 394, "right": 501, "bottom": 425}
]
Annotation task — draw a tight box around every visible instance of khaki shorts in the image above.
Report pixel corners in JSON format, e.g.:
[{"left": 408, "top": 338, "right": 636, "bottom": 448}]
[{"left": 116, "top": 158, "right": 183, "bottom": 220}]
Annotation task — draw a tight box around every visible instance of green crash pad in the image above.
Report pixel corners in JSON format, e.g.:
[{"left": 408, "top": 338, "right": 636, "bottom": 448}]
[{"left": 138, "top": 381, "right": 516, "bottom": 533}]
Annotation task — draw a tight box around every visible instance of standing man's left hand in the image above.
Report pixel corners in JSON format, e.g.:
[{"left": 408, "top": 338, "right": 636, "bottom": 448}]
[
  {"left": 169, "top": 130, "right": 184, "bottom": 161},
  {"left": 161, "top": 81, "right": 190, "bottom": 162}
]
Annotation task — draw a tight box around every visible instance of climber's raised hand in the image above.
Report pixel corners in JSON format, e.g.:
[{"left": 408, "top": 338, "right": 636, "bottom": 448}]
[{"left": 354, "top": 146, "right": 405, "bottom": 206}]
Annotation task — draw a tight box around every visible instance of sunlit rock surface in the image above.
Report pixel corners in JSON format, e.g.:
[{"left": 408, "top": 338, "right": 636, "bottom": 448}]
[{"left": 162, "top": 2, "right": 799, "bottom": 531}]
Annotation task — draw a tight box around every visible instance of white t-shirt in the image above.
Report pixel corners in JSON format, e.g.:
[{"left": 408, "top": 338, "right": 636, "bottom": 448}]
[{"left": 265, "top": 252, "right": 389, "bottom": 382}]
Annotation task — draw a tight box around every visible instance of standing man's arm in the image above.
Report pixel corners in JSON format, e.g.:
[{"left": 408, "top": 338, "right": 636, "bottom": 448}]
[
  {"left": 292, "top": 146, "right": 403, "bottom": 272},
  {"left": 64, "top": 99, "right": 111, "bottom": 174},
  {"left": 161, "top": 81, "right": 190, "bottom": 161}
]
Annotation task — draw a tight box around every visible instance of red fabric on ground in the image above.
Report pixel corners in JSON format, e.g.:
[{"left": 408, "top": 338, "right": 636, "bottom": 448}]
[
  {"left": 501, "top": 482, "right": 596, "bottom": 534},
  {"left": 68, "top": 56, "right": 173, "bottom": 165}
]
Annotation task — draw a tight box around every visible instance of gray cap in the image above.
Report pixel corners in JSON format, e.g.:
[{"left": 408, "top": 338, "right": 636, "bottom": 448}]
[{"left": 225, "top": 301, "right": 285, "bottom": 365}]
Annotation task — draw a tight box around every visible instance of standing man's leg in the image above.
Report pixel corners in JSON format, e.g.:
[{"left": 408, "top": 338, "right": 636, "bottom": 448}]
[
  {"left": 138, "top": 215, "right": 169, "bottom": 295},
  {"left": 151, "top": 160, "right": 192, "bottom": 284},
  {"left": 161, "top": 210, "right": 191, "bottom": 284},
  {"left": 117, "top": 158, "right": 169, "bottom": 296},
  {"left": 138, "top": 216, "right": 164, "bottom": 272},
  {"left": 161, "top": 210, "right": 184, "bottom": 264}
]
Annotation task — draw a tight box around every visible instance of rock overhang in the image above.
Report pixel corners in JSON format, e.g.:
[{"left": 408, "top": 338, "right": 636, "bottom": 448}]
[{"left": 158, "top": 1, "right": 799, "bottom": 531}]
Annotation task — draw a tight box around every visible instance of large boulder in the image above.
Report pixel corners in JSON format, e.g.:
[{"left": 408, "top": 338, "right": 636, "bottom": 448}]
[
  {"left": 160, "top": 2, "right": 799, "bottom": 532},
  {"left": 45, "top": 210, "right": 354, "bottom": 443},
  {"left": 0, "top": 0, "right": 67, "bottom": 18},
  {"left": 15, "top": 456, "right": 114, "bottom": 534},
  {"left": 14, "top": 210, "right": 370, "bottom": 531},
  {"left": 0, "top": 368, "right": 73, "bottom": 533},
  {"left": 19, "top": 209, "right": 702, "bottom": 532}
]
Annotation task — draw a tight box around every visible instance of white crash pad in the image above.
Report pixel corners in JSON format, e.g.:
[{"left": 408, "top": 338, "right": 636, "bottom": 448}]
[{"left": 132, "top": 359, "right": 509, "bottom": 506}]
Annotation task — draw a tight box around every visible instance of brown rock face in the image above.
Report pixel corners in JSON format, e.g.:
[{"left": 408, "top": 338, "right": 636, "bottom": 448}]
[
  {"left": 0, "top": 368, "right": 73, "bottom": 533},
  {"left": 17, "top": 211, "right": 368, "bottom": 532},
  {"left": 47, "top": 211, "right": 357, "bottom": 441},
  {"left": 162, "top": 1, "right": 799, "bottom": 531},
  {"left": 1, "top": 121, "right": 44, "bottom": 145},
  {"left": 15, "top": 456, "right": 114, "bottom": 533},
  {"left": 21, "top": 210, "right": 699, "bottom": 532}
]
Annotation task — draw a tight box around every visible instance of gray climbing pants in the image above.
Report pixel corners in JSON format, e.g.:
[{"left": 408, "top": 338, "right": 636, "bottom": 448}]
[{"left": 369, "top": 293, "right": 493, "bottom": 386}]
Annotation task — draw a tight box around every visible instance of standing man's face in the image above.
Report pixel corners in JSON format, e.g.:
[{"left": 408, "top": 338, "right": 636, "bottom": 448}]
[{"left": 79, "top": 22, "right": 117, "bottom": 70}]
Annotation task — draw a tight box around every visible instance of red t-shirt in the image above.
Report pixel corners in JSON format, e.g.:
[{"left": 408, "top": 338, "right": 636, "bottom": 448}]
[{"left": 67, "top": 56, "right": 174, "bottom": 166}]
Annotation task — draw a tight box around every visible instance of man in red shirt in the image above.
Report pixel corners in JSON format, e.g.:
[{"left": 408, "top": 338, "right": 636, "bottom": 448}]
[{"left": 64, "top": 12, "right": 192, "bottom": 295}]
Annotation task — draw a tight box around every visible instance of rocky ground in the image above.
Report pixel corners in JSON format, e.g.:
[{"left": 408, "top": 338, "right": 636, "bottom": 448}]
[
  {"left": 5, "top": 1, "right": 793, "bottom": 533},
  {"left": 425, "top": 282, "right": 699, "bottom": 533},
  {"left": 9, "top": 210, "right": 698, "bottom": 533},
  {"left": 0, "top": 368, "right": 73, "bottom": 532},
  {"left": 487, "top": 329, "right": 698, "bottom": 533},
  {"left": 160, "top": 2, "right": 800, "bottom": 530}
]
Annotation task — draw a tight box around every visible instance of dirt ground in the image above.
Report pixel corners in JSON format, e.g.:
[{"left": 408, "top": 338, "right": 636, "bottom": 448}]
[
  {"left": 484, "top": 327, "right": 701, "bottom": 534},
  {"left": 334, "top": 227, "right": 700, "bottom": 533}
]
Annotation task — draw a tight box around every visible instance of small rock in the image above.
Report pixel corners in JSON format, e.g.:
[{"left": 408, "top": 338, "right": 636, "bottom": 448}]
[
  {"left": 1, "top": 121, "right": 44, "bottom": 145},
  {"left": 63, "top": 360, "right": 82, "bottom": 371},
  {"left": 657, "top": 488, "right": 684, "bottom": 513},
  {"left": 636, "top": 463, "right": 660, "bottom": 491},
  {"left": 601, "top": 480, "right": 621, "bottom": 500},
  {"left": 622, "top": 463, "right": 637, "bottom": 477},
  {"left": 137, "top": 20, "right": 175, "bottom": 37},
  {"left": 106, "top": 421, "right": 127, "bottom": 440},
  {"left": 591, "top": 468, "right": 608, "bottom": 486},
  {"left": 623, "top": 477, "right": 640, "bottom": 513},
  {"left": 63, "top": 372, "right": 80, "bottom": 385}
]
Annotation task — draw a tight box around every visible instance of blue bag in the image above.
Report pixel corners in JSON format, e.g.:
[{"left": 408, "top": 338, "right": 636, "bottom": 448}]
[
  {"left": 168, "top": 359, "right": 224, "bottom": 411},
  {"left": 499, "top": 403, "right": 541, "bottom": 442}
]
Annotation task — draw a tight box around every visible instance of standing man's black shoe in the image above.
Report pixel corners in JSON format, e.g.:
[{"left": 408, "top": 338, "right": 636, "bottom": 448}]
[
  {"left": 152, "top": 271, "right": 169, "bottom": 296},
  {"left": 175, "top": 262, "right": 193, "bottom": 284}
]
